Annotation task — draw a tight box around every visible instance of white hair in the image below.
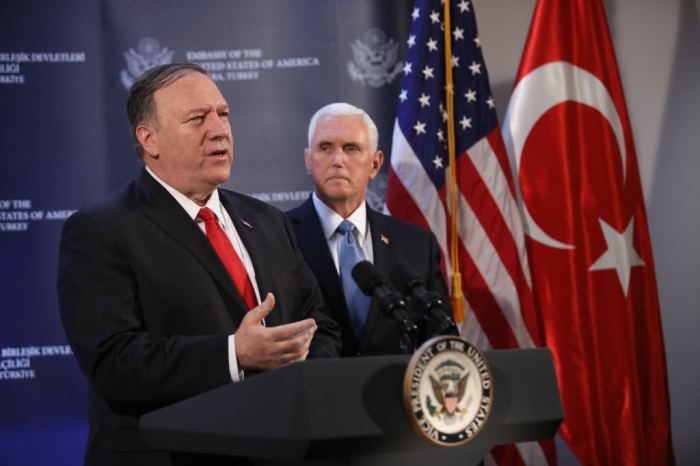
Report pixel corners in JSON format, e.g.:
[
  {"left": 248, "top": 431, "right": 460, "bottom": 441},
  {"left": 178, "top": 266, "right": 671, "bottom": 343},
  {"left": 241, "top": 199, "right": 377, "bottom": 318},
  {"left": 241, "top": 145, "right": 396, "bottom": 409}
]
[{"left": 307, "top": 102, "right": 379, "bottom": 153}]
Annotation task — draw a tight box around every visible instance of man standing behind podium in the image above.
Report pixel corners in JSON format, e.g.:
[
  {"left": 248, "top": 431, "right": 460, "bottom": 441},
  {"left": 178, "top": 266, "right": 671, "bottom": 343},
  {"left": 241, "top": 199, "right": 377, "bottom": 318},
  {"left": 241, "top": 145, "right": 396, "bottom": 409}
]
[
  {"left": 286, "top": 103, "right": 454, "bottom": 357},
  {"left": 57, "top": 63, "right": 340, "bottom": 466}
]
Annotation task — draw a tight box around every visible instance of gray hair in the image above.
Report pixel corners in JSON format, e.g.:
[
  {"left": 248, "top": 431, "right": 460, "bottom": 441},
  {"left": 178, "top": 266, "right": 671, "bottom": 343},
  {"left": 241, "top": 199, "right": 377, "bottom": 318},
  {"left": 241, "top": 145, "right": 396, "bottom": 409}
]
[
  {"left": 307, "top": 103, "right": 379, "bottom": 154},
  {"left": 126, "top": 62, "right": 207, "bottom": 159}
]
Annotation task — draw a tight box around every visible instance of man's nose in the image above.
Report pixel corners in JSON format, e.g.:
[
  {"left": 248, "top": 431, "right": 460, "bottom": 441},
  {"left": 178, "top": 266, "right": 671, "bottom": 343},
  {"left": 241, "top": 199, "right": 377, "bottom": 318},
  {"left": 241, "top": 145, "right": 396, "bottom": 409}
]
[
  {"left": 331, "top": 148, "right": 345, "bottom": 166},
  {"left": 207, "top": 113, "right": 229, "bottom": 139}
]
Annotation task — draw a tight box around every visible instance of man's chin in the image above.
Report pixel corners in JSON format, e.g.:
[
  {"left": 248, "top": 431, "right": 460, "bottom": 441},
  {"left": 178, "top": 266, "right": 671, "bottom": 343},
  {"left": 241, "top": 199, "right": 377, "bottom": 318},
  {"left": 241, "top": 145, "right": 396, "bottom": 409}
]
[
  {"left": 206, "top": 169, "right": 231, "bottom": 188},
  {"left": 318, "top": 189, "right": 360, "bottom": 207},
  {"left": 322, "top": 180, "right": 354, "bottom": 194},
  {"left": 321, "top": 188, "right": 351, "bottom": 200}
]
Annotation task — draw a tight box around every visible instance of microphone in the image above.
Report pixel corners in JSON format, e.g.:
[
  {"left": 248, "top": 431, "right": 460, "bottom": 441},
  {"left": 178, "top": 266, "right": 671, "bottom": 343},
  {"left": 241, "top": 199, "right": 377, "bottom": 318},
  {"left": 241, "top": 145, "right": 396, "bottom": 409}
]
[
  {"left": 390, "top": 262, "right": 456, "bottom": 335},
  {"left": 351, "top": 261, "right": 416, "bottom": 335}
]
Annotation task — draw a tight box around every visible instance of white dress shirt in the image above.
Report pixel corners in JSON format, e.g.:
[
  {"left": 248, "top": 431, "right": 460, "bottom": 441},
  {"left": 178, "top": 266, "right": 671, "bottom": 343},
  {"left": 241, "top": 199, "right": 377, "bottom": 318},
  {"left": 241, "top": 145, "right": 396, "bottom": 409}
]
[
  {"left": 311, "top": 192, "right": 374, "bottom": 270},
  {"left": 146, "top": 165, "right": 259, "bottom": 382}
]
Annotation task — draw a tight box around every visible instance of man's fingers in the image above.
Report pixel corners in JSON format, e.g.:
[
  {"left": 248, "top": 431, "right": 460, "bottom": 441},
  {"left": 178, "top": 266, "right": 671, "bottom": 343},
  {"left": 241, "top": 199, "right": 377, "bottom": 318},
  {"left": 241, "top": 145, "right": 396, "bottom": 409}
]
[
  {"left": 275, "top": 327, "right": 315, "bottom": 355},
  {"left": 268, "top": 318, "right": 316, "bottom": 341},
  {"left": 280, "top": 349, "right": 310, "bottom": 366}
]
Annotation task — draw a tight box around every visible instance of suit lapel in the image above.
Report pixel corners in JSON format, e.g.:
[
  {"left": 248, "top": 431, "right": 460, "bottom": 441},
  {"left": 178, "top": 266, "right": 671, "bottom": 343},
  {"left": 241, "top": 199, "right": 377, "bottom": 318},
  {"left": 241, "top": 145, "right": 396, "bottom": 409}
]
[
  {"left": 362, "top": 205, "right": 395, "bottom": 346},
  {"left": 289, "top": 198, "right": 356, "bottom": 339},
  {"left": 134, "top": 170, "right": 248, "bottom": 322}
]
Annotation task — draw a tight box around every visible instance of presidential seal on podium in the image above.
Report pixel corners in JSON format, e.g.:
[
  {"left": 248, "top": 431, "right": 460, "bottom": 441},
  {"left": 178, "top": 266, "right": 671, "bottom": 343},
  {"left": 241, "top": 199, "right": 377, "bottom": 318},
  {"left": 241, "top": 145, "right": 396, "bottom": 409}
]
[{"left": 403, "top": 336, "right": 493, "bottom": 446}]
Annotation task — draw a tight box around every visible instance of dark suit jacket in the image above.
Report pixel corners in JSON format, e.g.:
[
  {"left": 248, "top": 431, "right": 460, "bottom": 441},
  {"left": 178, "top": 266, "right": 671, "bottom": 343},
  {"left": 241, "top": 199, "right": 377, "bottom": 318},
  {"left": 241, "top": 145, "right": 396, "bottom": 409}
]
[
  {"left": 57, "top": 169, "right": 341, "bottom": 465},
  {"left": 285, "top": 196, "right": 454, "bottom": 357}
]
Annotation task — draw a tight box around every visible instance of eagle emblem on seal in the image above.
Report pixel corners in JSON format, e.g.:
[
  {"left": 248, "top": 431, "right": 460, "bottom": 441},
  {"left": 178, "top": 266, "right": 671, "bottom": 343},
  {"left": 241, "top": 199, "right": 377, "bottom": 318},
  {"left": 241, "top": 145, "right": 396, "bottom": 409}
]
[{"left": 427, "top": 359, "right": 469, "bottom": 425}]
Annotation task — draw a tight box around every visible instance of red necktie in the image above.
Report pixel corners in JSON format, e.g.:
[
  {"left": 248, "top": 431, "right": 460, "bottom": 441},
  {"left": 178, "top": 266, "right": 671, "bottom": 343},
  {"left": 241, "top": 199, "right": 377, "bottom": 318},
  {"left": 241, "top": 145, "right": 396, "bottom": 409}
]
[{"left": 197, "top": 207, "right": 257, "bottom": 310}]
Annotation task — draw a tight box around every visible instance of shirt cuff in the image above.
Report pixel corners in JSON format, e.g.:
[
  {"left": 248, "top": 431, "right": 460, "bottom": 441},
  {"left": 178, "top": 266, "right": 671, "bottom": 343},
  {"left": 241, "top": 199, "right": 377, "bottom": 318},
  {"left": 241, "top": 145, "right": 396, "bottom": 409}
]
[{"left": 228, "top": 334, "right": 244, "bottom": 382}]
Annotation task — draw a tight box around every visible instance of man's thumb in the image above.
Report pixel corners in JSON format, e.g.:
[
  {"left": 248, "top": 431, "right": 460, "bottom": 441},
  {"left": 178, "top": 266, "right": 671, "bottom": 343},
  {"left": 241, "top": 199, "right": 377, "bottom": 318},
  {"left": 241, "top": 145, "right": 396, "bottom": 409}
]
[{"left": 244, "top": 292, "right": 274, "bottom": 323}]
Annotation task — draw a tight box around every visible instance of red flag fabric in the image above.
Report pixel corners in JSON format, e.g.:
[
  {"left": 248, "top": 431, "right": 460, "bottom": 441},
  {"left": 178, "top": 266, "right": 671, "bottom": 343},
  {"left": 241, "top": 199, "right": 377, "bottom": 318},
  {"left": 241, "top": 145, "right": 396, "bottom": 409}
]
[
  {"left": 502, "top": 1, "right": 674, "bottom": 464},
  {"left": 386, "top": 1, "right": 553, "bottom": 464}
]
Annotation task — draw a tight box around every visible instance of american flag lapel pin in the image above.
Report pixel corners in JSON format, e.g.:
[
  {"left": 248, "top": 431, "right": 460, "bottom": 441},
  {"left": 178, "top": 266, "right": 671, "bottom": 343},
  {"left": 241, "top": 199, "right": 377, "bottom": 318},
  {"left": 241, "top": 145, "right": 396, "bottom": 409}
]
[
  {"left": 240, "top": 219, "right": 253, "bottom": 229},
  {"left": 381, "top": 234, "right": 389, "bottom": 244}
]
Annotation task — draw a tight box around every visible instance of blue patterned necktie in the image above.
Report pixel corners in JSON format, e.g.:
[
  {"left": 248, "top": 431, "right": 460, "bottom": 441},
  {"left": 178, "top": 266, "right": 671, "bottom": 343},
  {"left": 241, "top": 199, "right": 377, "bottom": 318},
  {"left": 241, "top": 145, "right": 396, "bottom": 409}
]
[{"left": 337, "top": 220, "right": 371, "bottom": 337}]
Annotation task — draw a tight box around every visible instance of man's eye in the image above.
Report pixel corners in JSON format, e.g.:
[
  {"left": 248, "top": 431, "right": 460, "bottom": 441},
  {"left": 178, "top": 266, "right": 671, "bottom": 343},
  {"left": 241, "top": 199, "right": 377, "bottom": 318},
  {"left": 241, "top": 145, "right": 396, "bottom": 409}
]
[
  {"left": 191, "top": 115, "right": 204, "bottom": 122},
  {"left": 220, "top": 112, "right": 229, "bottom": 118}
]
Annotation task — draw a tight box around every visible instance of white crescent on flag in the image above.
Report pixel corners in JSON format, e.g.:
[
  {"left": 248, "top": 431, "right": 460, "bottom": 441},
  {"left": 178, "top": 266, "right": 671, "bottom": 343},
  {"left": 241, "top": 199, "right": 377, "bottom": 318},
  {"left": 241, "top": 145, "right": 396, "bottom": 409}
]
[{"left": 502, "top": 61, "right": 627, "bottom": 250}]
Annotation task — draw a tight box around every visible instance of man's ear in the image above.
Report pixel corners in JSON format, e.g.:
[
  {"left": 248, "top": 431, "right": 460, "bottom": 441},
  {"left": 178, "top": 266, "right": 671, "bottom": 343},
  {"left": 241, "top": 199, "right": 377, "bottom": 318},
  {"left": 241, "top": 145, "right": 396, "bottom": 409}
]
[
  {"left": 369, "top": 150, "right": 384, "bottom": 179},
  {"left": 136, "top": 125, "right": 158, "bottom": 159},
  {"left": 304, "top": 148, "right": 312, "bottom": 175}
]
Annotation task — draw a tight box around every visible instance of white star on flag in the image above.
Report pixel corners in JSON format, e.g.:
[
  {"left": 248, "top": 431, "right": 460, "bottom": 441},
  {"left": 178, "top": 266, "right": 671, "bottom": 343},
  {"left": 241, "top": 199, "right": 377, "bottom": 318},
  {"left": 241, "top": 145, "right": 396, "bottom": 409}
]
[
  {"left": 589, "top": 218, "right": 645, "bottom": 296},
  {"left": 474, "top": 37, "right": 481, "bottom": 48},
  {"left": 458, "top": 0, "right": 470, "bottom": 13},
  {"left": 468, "top": 61, "right": 481, "bottom": 75},
  {"left": 418, "top": 93, "right": 431, "bottom": 107},
  {"left": 430, "top": 11, "right": 440, "bottom": 24},
  {"left": 403, "top": 62, "right": 413, "bottom": 75},
  {"left": 464, "top": 89, "right": 477, "bottom": 102},
  {"left": 399, "top": 89, "right": 408, "bottom": 102},
  {"left": 412, "top": 7, "right": 420, "bottom": 20},
  {"left": 459, "top": 116, "right": 472, "bottom": 129},
  {"left": 408, "top": 35, "right": 417, "bottom": 48},
  {"left": 427, "top": 38, "right": 438, "bottom": 52},
  {"left": 453, "top": 27, "right": 465, "bottom": 41},
  {"left": 486, "top": 96, "right": 495, "bottom": 108},
  {"left": 422, "top": 65, "right": 435, "bottom": 79},
  {"left": 433, "top": 156, "right": 443, "bottom": 168},
  {"left": 451, "top": 55, "right": 460, "bottom": 68},
  {"left": 413, "top": 121, "right": 427, "bottom": 135}
]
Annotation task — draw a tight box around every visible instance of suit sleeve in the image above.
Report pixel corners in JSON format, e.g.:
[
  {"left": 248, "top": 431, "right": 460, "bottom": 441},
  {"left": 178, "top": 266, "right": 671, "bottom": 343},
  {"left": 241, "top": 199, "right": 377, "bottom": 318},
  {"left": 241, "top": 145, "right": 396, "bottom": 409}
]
[{"left": 57, "top": 210, "right": 231, "bottom": 406}]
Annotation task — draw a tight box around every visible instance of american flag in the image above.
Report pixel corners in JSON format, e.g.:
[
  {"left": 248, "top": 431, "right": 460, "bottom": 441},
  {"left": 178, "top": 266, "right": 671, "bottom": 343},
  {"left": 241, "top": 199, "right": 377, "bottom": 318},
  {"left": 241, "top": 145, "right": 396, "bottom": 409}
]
[{"left": 385, "top": 1, "right": 553, "bottom": 464}]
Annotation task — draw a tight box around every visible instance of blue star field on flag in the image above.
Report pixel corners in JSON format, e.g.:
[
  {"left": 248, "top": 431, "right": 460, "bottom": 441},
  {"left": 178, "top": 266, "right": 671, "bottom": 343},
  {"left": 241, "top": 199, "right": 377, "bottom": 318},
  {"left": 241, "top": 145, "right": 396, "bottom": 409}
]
[{"left": 397, "top": 0, "right": 499, "bottom": 189}]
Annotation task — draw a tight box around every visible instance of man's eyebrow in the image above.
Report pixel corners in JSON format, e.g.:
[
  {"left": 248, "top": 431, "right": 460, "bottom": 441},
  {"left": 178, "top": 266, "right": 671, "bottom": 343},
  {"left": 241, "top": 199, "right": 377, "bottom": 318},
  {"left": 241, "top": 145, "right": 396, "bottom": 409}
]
[
  {"left": 316, "top": 139, "right": 363, "bottom": 147},
  {"left": 185, "top": 107, "right": 209, "bottom": 117}
]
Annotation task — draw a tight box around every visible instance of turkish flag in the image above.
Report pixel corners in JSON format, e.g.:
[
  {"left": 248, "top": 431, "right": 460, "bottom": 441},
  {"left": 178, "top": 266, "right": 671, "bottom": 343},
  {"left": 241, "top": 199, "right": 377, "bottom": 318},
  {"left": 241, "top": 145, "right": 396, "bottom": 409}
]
[{"left": 502, "top": 1, "right": 674, "bottom": 465}]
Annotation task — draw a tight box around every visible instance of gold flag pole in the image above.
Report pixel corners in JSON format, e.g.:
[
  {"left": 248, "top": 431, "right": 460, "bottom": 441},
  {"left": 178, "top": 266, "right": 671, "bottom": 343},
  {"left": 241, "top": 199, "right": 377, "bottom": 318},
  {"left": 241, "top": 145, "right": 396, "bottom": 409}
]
[{"left": 443, "top": 0, "right": 466, "bottom": 322}]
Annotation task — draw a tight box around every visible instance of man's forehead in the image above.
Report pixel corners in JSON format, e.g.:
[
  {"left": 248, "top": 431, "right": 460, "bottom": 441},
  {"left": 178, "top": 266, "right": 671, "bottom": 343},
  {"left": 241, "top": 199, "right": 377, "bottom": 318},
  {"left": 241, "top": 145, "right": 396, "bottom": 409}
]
[
  {"left": 314, "top": 114, "right": 368, "bottom": 142},
  {"left": 153, "top": 72, "right": 227, "bottom": 112}
]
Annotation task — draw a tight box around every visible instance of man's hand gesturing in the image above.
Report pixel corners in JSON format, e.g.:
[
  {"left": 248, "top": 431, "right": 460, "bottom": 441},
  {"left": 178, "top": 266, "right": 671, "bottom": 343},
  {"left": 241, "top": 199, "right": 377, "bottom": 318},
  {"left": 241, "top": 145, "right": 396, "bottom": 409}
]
[{"left": 235, "top": 293, "right": 317, "bottom": 371}]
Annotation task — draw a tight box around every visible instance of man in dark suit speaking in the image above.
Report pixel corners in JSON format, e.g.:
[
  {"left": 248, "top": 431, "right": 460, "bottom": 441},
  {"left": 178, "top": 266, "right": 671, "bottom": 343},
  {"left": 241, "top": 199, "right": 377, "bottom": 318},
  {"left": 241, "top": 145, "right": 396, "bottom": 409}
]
[
  {"left": 286, "top": 103, "right": 454, "bottom": 357},
  {"left": 57, "top": 63, "right": 341, "bottom": 465}
]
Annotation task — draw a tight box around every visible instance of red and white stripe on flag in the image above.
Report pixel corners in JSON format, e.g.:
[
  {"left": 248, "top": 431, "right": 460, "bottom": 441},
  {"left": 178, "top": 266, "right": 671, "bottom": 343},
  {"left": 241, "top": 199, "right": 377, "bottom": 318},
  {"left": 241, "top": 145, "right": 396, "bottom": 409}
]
[
  {"left": 502, "top": 0, "right": 674, "bottom": 464},
  {"left": 386, "top": 0, "right": 553, "bottom": 464}
]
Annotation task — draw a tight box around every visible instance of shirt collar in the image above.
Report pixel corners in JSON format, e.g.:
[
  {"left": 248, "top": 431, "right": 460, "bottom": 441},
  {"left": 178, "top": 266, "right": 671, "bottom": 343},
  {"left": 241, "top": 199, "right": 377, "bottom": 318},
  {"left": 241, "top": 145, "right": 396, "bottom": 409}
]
[
  {"left": 312, "top": 192, "right": 367, "bottom": 240},
  {"left": 145, "top": 165, "right": 222, "bottom": 221}
]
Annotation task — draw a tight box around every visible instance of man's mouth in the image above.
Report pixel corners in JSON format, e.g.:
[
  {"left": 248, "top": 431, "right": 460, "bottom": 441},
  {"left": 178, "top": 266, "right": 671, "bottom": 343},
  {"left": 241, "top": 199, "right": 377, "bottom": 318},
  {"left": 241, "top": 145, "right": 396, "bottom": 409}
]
[{"left": 209, "top": 149, "right": 228, "bottom": 158}]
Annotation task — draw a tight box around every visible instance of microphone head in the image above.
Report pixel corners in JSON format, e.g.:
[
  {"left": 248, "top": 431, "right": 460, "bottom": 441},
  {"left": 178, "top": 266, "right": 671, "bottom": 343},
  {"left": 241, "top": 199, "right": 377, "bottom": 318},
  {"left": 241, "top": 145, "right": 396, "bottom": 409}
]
[
  {"left": 351, "top": 261, "right": 386, "bottom": 296},
  {"left": 390, "top": 262, "right": 423, "bottom": 295}
]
